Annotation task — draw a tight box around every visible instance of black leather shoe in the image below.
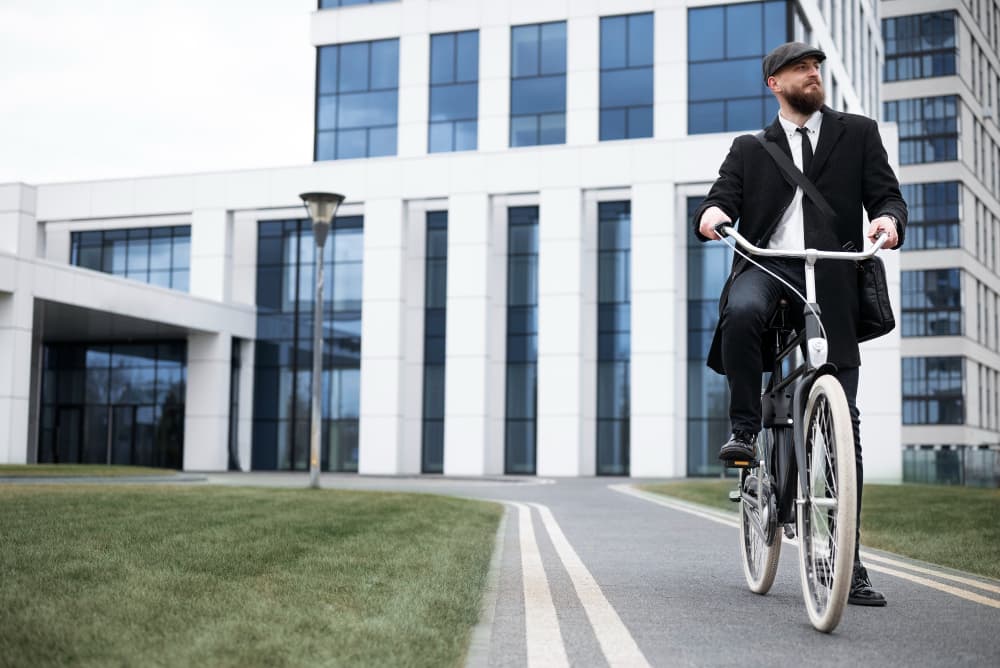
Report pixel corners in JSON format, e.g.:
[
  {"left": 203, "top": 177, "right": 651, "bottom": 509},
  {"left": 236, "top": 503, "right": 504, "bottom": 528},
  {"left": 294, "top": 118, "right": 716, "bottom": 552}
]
[
  {"left": 719, "top": 430, "right": 757, "bottom": 467},
  {"left": 848, "top": 564, "right": 887, "bottom": 606}
]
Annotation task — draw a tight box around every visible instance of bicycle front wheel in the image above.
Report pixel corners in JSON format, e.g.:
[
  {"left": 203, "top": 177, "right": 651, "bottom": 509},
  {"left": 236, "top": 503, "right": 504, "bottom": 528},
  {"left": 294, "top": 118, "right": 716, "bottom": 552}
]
[
  {"left": 796, "top": 374, "right": 857, "bottom": 633},
  {"left": 739, "top": 428, "right": 781, "bottom": 594}
]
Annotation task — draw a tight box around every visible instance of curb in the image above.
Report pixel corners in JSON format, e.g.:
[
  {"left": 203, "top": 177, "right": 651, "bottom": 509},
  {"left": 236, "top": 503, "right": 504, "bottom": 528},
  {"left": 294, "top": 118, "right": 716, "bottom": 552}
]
[{"left": 464, "top": 505, "right": 510, "bottom": 668}]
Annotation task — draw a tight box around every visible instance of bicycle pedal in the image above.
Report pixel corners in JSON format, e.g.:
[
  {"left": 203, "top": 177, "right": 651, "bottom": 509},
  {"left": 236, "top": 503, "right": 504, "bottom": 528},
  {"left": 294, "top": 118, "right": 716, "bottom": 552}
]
[
  {"left": 726, "top": 459, "right": 757, "bottom": 469},
  {"left": 728, "top": 490, "right": 741, "bottom": 503}
]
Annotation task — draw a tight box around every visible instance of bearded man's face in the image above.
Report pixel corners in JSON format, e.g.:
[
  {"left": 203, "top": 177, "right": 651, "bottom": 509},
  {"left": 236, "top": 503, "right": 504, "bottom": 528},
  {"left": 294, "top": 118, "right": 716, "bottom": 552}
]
[{"left": 772, "top": 58, "right": 825, "bottom": 114}]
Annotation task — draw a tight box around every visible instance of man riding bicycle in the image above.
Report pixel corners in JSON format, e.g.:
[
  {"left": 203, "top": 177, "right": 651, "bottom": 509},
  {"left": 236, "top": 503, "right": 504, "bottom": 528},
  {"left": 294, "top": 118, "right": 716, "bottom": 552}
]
[{"left": 691, "top": 42, "right": 907, "bottom": 607}]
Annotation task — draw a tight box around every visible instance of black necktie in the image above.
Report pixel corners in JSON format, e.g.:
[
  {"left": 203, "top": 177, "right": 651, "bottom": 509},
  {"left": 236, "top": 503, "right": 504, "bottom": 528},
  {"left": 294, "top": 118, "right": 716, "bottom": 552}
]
[{"left": 797, "top": 126, "right": 813, "bottom": 174}]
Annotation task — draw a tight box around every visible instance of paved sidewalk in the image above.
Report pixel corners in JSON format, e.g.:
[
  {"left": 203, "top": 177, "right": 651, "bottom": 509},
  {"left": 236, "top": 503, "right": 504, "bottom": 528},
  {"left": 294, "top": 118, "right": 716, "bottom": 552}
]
[{"left": 198, "top": 473, "right": 1000, "bottom": 667}]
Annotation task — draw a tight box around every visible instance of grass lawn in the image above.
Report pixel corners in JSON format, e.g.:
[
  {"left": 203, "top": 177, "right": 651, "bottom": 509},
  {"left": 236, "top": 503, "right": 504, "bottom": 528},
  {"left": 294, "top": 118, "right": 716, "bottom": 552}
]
[
  {"left": 0, "top": 485, "right": 502, "bottom": 667},
  {"left": 0, "top": 464, "right": 177, "bottom": 477},
  {"left": 640, "top": 480, "right": 1000, "bottom": 580}
]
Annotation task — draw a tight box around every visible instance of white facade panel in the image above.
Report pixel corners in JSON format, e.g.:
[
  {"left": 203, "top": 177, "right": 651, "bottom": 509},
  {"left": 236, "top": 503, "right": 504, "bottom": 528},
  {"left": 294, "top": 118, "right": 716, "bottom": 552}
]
[
  {"left": 183, "top": 332, "right": 232, "bottom": 472},
  {"left": 443, "top": 192, "right": 501, "bottom": 475},
  {"left": 537, "top": 187, "right": 594, "bottom": 476}
]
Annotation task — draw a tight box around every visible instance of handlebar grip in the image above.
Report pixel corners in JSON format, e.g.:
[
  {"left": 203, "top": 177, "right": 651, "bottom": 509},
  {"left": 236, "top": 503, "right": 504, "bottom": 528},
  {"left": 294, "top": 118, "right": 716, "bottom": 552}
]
[{"left": 713, "top": 222, "right": 731, "bottom": 238}]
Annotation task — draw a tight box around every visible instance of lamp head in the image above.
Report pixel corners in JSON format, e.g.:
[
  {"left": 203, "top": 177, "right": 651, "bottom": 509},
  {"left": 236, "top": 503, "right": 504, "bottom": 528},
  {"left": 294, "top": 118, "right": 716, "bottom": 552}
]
[{"left": 299, "top": 191, "right": 345, "bottom": 247}]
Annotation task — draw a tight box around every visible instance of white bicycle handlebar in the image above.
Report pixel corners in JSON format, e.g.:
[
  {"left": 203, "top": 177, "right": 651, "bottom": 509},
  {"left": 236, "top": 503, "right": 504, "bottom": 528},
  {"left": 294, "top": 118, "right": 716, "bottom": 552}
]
[{"left": 715, "top": 224, "right": 888, "bottom": 261}]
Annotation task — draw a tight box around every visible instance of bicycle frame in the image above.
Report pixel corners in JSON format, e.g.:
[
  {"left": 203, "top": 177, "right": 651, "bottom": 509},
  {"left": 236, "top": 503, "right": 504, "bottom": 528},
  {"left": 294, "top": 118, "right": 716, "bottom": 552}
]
[{"left": 718, "top": 225, "right": 888, "bottom": 533}]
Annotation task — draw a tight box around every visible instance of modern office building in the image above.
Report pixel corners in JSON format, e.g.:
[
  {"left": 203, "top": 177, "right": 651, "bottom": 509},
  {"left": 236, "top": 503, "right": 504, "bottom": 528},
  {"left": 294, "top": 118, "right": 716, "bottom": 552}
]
[
  {"left": 881, "top": 0, "right": 1000, "bottom": 485},
  {"left": 0, "top": 0, "right": 904, "bottom": 479}
]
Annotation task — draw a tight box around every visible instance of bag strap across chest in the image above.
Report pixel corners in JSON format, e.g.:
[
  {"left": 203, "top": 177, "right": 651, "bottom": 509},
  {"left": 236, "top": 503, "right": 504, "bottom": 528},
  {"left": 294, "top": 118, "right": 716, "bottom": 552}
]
[{"left": 754, "top": 132, "right": 837, "bottom": 223}]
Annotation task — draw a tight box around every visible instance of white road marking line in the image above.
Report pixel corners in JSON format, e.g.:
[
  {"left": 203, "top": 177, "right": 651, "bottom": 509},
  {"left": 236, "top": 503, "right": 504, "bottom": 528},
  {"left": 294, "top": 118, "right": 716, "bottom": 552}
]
[
  {"left": 859, "top": 551, "right": 1000, "bottom": 595},
  {"left": 529, "top": 502, "right": 652, "bottom": 668},
  {"left": 610, "top": 484, "right": 1000, "bottom": 609},
  {"left": 508, "top": 501, "right": 569, "bottom": 668},
  {"left": 609, "top": 484, "right": 739, "bottom": 529},
  {"left": 864, "top": 563, "right": 1000, "bottom": 609}
]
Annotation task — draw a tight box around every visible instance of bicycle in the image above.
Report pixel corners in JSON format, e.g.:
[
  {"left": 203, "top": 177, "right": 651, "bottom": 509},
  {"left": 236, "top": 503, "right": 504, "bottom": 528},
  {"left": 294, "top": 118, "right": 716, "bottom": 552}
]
[{"left": 715, "top": 223, "right": 888, "bottom": 633}]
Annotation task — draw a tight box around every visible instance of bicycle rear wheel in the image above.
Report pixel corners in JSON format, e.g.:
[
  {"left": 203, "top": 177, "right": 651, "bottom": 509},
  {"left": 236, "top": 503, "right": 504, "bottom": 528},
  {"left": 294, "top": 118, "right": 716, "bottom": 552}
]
[
  {"left": 739, "top": 428, "right": 781, "bottom": 594},
  {"left": 796, "top": 374, "right": 857, "bottom": 633}
]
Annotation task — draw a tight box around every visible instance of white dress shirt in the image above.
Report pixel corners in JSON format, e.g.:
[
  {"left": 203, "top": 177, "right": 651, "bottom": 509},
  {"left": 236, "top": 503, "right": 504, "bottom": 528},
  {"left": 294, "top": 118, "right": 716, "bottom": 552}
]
[{"left": 767, "top": 110, "right": 823, "bottom": 251}]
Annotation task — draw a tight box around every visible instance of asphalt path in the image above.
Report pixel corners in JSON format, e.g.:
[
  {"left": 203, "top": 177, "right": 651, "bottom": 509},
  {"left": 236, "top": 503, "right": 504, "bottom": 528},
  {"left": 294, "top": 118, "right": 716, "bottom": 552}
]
[
  {"left": 12, "top": 472, "right": 998, "bottom": 666},
  {"left": 198, "top": 473, "right": 1000, "bottom": 667}
]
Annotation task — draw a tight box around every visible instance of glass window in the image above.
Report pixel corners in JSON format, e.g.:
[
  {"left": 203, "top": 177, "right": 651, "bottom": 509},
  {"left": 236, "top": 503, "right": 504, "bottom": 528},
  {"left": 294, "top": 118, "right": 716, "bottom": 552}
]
[
  {"left": 429, "top": 30, "right": 479, "bottom": 153},
  {"left": 687, "top": 1, "right": 790, "bottom": 134},
  {"left": 686, "top": 196, "right": 734, "bottom": 476},
  {"left": 596, "top": 202, "right": 631, "bottom": 475},
  {"left": 902, "top": 357, "right": 964, "bottom": 424},
  {"left": 506, "top": 207, "right": 538, "bottom": 473},
  {"left": 901, "top": 182, "right": 961, "bottom": 249},
  {"left": 316, "top": 39, "right": 399, "bottom": 160},
  {"left": 319, "top": 0, "right": 395, "bottom": 8},
  {"left": 883, "top": 96, "right": 959, "bottom": 164},
  {"left": 600, "top": 13, "right": 653, "bottom": 141},
  {"left": 253, "top": 216, "right": 364, "bottom": 471},
  {"left": 422, "top": 211, "right": 448, "bottom": 473},
  {"left": 901, "top": 269, "right": 962, "bottom": 336},
  {"left": 883, "top": 11, "right": 957, "bottom": 82},
  {"left": 38, "top": 342, "right": 186, "bottom": 469},
  {"left": 70, "top": 226, "right": 191, "bottom": 291},
  {"left": 510, "top": 22, "right": 566, "bottom": 147}
]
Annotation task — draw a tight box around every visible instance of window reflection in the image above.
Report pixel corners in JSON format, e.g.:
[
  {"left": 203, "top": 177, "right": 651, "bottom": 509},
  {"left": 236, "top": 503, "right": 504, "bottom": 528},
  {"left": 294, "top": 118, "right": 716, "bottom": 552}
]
[
  {"left": 423, "top": 212, "right": 448, "bottom": 473},
  {"left": 429, "top": 31, "right": 479, "bottom": 153},
  {"left": 315, "top": 39, "right": 399, "bottom": 160},
  {"left": 253, "top": 217, "right": 364, "bottom": 471},
  {"left": 902, "top": 357, "right": 964, "bottom": 424},
  {"left": 883, "top": 96, "right": 959, "bottom": 164},
  {"left": 71, "top": 226, "right": 191, "bottom": 291},
  {"left": 510, "top": 23, "right": 566, "bottom": 147},
  {"left": 883, "top": 11, "right": 957, "bottom": 82},
  {"left": 900, "top": 182, "right": 961, "bottom": 249},
  {"left": 687, "top": 1, "right": 788, "bottom": 134},
  {"left": 597, "top": 202, "right": 631, "bottom": 475},
  {"left": 600, "top": 14, "right": 653, "bottom": 141},
  {"left": 37, "top": 342, "right": 186, "bottom": 469},
  {"left": 506, "top": 207, "right": 539, "bottom": 473}
]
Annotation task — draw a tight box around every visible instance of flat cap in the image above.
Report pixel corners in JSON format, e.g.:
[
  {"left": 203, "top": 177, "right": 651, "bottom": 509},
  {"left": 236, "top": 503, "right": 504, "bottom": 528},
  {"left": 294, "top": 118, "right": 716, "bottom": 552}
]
[{"left": 762, "top": 41, "right": 826, "bottom": 82}]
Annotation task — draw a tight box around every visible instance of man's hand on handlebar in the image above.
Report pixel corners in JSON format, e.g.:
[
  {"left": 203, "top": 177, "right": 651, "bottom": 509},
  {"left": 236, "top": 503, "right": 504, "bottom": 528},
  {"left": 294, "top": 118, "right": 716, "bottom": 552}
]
[
  {"left": 867, "top": 216, "right": 899, "bottom": 249},
  {"left": 699, "top": 206, "right": 731, "bottom": 240}
]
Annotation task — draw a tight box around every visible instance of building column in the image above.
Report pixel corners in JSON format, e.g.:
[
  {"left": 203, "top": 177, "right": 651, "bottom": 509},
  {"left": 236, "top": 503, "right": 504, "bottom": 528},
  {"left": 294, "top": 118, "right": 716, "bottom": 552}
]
[
  {"left": 0, "top": 184, "right": 38, "bottom": 464},
  {"left": 358, "top": 198, "right": 410, "bottom": 474},
  {"left": 397, "top": 32, "right": 430, "bottom": 157},
  {"left": 0, "top": 292, "right": 33, "bottom": 465},
  {"left": 478, "top": 25, "right": 510, "bottom": 152},
  {"left": 566, "top": 15, "right": 599, "bottom": 146},
  {"left": 537, "top": 187, "right": 595, "bottom": 476},
  {"left": 189, "top": 208, "right": 232, "bottom": 302},
  {"left": 183, "top": 332, "right": 232, "bottom": 471},
  {"left": 443, "top": 193, "right": 503, "bottom": 475},
  {"left": 858, "top": 236, "right": 903, "bottom": 483},
  {"left": 630, "top": 183, "right": 682, "bottom": 477},
  {"left": 401, "top": 204, "right": 428, "bottom": 474},
  {"left": 236, "top": 339, "right": 255, "bottom": 472}
]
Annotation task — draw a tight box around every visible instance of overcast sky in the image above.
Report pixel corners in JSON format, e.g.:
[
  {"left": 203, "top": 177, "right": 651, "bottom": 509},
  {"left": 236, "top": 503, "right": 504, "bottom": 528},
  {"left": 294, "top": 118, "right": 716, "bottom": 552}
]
[{"left": 0, "top": 0, "right": 316, "bottom": 184}]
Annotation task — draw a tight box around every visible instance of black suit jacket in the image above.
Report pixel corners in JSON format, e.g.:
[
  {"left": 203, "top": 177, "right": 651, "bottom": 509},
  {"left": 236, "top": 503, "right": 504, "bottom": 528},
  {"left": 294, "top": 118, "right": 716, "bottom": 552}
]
[{"left": 691, "top": 106, "right": 908, "bottom": 375}]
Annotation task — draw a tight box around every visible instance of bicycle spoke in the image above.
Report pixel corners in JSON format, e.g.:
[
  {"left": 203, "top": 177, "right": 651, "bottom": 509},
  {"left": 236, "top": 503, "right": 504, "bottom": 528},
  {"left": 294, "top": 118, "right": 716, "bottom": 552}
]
[{"left": 805, "top": 395, "right": 840, "bottom": 614}]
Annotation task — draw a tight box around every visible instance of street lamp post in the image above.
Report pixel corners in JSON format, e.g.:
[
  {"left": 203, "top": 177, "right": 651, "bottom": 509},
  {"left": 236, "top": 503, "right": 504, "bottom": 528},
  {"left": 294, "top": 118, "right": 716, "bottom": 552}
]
[{"left": 299, "top": 191, "right": 345, "bottom": 489}]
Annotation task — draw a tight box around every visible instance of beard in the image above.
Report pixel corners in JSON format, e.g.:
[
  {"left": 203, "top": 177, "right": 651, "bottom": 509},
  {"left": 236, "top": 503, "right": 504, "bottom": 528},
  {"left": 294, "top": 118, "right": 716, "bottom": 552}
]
[{"left": 785, "top": 81, "right": 825, "bottom": 114}]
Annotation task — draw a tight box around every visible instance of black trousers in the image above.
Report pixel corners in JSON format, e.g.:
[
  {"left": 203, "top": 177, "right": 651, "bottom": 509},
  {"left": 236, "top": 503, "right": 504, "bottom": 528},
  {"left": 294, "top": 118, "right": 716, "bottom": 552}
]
[{"left": 720, "top": 259, "right": 864, "bottom": 564}]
